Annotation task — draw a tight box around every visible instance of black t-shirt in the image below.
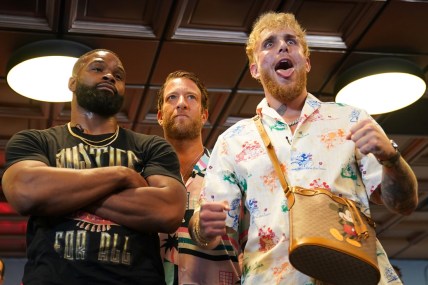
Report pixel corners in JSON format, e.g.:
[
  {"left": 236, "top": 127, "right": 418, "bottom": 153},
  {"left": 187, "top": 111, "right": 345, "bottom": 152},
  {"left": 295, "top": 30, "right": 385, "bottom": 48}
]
[{"left": 5, "top": 125, "right": 182, "bottom": 285}]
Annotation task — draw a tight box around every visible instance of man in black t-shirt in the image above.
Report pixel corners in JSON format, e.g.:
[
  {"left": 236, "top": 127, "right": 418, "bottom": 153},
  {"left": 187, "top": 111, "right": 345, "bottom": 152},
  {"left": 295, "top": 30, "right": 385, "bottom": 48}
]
[{"left": 2, "top": 49, "right": 186, "bottom": 285}]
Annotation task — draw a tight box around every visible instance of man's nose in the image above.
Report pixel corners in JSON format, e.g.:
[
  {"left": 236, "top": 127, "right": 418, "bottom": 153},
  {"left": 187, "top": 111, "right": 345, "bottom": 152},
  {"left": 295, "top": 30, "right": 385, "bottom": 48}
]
[
  {"left": 278, "top": 40, "right": 289, "bottom": 53},
  {"left": 177, "top": 95, "right": 188, "bottom": 109},
  {"left": 102, "top": 73, "right": 115, "bottom": 82}
]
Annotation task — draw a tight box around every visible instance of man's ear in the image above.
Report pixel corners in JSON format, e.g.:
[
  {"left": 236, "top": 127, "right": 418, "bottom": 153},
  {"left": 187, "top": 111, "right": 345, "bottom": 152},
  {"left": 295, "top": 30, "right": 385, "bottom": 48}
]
[
  {"left": 68, "top": 76, "right": 76, "bottom": 92},
  {"left": 305, "top": 57, "right": 311, "bottom": 73},
  {"left": 201, "top": 109, "right": 209, "bottom": 125},
  {"left": 249, "top": 63, "right": 260, "bottom": 80},
  {"left": 157, "top": 111, "right": 163, "bottom": 126}
]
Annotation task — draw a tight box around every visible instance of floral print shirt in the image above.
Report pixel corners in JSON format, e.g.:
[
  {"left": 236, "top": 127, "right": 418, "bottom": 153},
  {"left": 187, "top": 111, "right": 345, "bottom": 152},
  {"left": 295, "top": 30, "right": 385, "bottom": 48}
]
[
  {"left": 160, "top": 148, "right": 241, "bottom": 285},
  {"left": 201, "top": 94, "right": 402, "bottom": 284}
]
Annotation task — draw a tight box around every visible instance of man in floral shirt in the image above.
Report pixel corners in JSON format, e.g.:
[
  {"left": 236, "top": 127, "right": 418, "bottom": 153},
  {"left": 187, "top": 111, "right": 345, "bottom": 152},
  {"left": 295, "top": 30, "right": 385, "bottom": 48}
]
[
  {"left": 189, "top": 12, "right": 418, "bottom": 285},
  {"left": 158, "top": 71, "right": 241, "bottom": 285}
]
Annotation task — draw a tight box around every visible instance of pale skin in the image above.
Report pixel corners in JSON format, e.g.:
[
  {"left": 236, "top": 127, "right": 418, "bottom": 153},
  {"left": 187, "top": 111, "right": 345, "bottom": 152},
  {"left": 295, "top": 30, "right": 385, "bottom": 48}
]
[
  {"left": 157, "top": 77, "right": 208, "bottom": 182},
  {"left": 2, "top": 50, "right": 186, "bottom": 234},
  {"left": 157, "top": 77, "right": 223, "bottom": 247},
  {"left": 196, "top": 27, "right": 418, "bottom": 246}
]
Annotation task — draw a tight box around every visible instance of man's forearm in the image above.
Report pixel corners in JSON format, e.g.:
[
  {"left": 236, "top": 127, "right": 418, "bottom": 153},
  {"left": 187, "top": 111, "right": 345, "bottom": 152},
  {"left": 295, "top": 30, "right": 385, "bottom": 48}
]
[
  {"left": 87, "top": 176, "right": 186, "bottom": 233},
  {"left": 380, "top": 157, "right": 418, "bottom": 215},
  {"left": 2, "top": 161, "right": 138, "bottom": 216}
]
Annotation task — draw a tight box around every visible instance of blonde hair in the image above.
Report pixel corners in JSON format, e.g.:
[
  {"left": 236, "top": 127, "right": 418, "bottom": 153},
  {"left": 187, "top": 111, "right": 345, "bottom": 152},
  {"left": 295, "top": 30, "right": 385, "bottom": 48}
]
[{"left": 246, "top": 12, "right": 309, "bottom": 66}]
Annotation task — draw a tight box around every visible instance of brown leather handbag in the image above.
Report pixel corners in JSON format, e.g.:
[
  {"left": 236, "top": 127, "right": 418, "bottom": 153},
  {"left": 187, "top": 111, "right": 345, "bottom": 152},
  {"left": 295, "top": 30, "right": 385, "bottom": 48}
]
[{"left": 254, "top": 115, "right": 380, "bottom": 285}]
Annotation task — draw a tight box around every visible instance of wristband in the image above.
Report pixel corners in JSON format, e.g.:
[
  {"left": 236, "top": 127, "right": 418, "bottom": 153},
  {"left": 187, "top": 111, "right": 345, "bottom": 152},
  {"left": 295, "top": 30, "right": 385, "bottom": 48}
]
[{"left": 378, "top": 139, "right": 401, "bottom": 168}]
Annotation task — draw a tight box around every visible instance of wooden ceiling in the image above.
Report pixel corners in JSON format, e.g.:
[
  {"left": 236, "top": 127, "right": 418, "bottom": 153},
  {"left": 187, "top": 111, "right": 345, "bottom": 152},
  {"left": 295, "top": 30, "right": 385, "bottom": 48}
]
[{"left": 0, "top": 0, "right": 427, "bottom": 259}]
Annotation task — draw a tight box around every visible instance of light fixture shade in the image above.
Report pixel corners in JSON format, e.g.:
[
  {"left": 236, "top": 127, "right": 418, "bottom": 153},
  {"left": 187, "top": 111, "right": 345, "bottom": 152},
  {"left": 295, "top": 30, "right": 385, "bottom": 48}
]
[
  {"left": 6, "top": 39, "right": 91, "bottom": 102},
  {"left": 335, "top": 58, "right": 426, "bottom": 115}
]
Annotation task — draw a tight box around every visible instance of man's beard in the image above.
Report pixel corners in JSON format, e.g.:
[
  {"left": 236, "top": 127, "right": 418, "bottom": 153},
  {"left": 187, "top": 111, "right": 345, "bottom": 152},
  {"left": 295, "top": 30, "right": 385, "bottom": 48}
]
[
  {"left": 163, "top": 114, "right": 203, "bottom": 140},
  {"left": 261, "top": 67, "right": 307, "bottom": 103},
  {"left": 75, "top": 81, "right": 124, "bottom": 117}
]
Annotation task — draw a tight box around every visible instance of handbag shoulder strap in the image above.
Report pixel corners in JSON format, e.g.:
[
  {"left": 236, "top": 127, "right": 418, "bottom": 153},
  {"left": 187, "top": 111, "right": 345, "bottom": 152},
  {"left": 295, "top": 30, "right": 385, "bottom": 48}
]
[
  {"left": 253, "top": 117, "right": 374, "bottom": 237},
  {"left": 253, "top": 115, "right": 290, "bottom": 193}
]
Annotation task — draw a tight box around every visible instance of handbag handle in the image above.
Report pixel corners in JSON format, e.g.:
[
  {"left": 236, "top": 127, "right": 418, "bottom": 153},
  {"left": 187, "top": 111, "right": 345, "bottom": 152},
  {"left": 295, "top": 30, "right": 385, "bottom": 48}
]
[{"left": 253, "top": 115, "right": 290, "bottom": 193}]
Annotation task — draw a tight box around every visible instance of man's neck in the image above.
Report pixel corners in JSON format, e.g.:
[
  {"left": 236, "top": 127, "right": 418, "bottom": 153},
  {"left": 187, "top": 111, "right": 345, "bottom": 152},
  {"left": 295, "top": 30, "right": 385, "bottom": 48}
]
[
  {"left": 167, "top": 136, "right": 204, "bottom": 156},
  {"left": 70, "top": 116, "right": 118, "bottom": 135},
  {"left": 70, "top": 99, "right": 118, "bottom": 135},
  {"left": 167, "top": 136, "right": 205, "bottom": 182},
  {"left": 266, "top": 90, "right": 307, "bottom": 111}
]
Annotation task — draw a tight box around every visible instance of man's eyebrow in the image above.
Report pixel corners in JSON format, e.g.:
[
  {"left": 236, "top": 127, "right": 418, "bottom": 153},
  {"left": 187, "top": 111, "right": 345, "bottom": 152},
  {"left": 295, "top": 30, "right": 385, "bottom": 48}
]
[
  {"left": 263, "top": 35, "right": 274, "bottom": 41},
  {"left": 261, "top": 35, "right": 275, "bottom": 46},
  {"left": 117, "top": 66, "right": 126, "bottom": 74},
  {"left": 89, "top": 59, "right": 104, "bottom": 64},
  {"left": 88, "top": 60, "right": 126, "bottom": 74},
  {"left": 285, "top": 34, "right": 297, "bottom": 40}
]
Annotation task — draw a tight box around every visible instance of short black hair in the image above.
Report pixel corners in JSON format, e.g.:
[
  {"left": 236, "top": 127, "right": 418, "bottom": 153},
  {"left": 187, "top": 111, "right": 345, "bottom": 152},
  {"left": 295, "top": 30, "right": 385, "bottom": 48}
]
[{"left": 72, "top": 49, "right": 121, "bottom": 76}]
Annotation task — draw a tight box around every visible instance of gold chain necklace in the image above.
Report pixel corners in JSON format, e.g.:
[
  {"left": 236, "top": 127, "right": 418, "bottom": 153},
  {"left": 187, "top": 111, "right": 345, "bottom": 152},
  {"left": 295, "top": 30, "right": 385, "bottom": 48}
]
[
  {"left": 181, "top": 149, "right": 204, "bottom": 182},
  {"left": 67, "top": 122, "right": 120, "bottom": 148}
]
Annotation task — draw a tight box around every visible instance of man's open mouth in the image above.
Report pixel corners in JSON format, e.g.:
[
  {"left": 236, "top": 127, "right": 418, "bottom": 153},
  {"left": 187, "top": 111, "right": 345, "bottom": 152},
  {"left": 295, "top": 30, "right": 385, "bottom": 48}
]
[
  {"left": 275, "top": 59, "right": 293, "bottom": 72},
  {"left": 275, "top": 59, "right": 294, "bottom": 78}
]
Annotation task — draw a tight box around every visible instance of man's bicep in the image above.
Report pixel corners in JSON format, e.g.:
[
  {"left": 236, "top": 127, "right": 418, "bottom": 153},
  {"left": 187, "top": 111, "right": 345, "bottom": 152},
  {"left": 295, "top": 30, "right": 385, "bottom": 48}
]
[{"left": 146, "top": 174, "right": 185, "bottom": 190}]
